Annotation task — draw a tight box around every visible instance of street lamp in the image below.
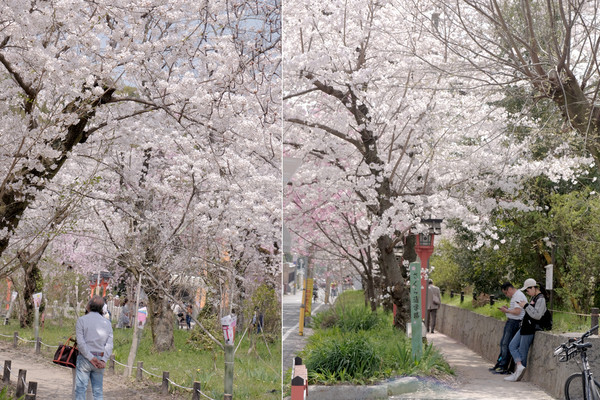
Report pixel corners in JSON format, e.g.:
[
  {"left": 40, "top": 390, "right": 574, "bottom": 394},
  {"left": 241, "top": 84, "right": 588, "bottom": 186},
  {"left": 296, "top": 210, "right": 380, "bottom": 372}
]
[{"left": 415, "top": 219, "right": 442, "bottom": 319}]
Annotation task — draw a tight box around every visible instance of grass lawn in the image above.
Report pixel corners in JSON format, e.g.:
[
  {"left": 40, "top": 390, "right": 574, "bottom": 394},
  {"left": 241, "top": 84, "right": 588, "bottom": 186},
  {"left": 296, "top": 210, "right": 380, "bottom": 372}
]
[{"left": 0, "top": 318, "right": 281, "bottom": 399}]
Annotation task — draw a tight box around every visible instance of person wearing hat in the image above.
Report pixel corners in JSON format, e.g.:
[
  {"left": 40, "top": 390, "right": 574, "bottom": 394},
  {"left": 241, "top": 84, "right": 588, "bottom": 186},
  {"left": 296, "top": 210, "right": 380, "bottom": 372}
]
[{"left": 504, "top": 278, "right": 547, "bottom": 382}]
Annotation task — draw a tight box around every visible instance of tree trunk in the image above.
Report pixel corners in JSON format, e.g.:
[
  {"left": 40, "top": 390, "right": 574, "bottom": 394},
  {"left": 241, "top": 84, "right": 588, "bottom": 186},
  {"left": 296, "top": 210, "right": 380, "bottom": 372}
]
[
  {"left": 146, "top": 277, "right": 174, "bottom": 352},
  {"left": 19, "top": 257, "right": 43, "bottom": 328}
]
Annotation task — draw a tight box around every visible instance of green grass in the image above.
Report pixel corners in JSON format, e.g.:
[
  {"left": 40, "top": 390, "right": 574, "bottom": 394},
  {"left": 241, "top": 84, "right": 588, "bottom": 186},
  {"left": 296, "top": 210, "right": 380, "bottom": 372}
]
[
  {"left": 0, "top": 318, "right": 281, "bottom": 399},
  {"left": 301, "top": 290, "right": 453, "bottom": 386}
]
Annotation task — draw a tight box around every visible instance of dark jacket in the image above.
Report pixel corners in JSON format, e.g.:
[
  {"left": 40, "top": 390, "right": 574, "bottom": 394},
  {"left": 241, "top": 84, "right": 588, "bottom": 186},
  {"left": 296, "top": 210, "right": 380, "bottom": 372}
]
[{"left": 520, "top": 293, "right": 547, "bottom": 335}]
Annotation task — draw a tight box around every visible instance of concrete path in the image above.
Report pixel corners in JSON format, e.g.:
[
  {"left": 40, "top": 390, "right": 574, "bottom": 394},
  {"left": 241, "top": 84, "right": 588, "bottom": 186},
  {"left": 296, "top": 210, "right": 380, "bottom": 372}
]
[
  {"left": 390, "top": 332, "right": 558, "bottom": 400},
  {"left": 282, "top": 289, "right": 328, "bottom": 378}
]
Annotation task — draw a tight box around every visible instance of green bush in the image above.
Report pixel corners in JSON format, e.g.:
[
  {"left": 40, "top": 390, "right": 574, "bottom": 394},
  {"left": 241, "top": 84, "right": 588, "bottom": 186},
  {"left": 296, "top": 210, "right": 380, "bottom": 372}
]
[
  {"left": 312, "top": 290, "right": 383, "bottom": 332},
  {"left": 305, "top": 329, "right": 381, "bottom": 382},
  {"left": 303, "top": 290, "right": 453, "bottom": 385}
]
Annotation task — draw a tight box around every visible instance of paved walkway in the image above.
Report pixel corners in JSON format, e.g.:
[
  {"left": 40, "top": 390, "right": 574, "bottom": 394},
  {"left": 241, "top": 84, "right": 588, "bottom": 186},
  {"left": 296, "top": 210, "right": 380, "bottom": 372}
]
[{"left": 390, "top": 332, "right": 557, "bottom": 400}]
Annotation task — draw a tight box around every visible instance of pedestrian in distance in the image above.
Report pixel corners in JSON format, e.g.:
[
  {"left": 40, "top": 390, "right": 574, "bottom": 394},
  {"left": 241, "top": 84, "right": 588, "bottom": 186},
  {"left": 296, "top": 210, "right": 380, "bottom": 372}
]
[
  {"left": 504, "top": 278, "right": 548, "bottom": 382},
  {"left": 185, "top": 303, "right": 193, "bottom": 330},
  {"left": 75, "top": 295, "right": 114, "bottom": 399},
  {"left": 489, "top": 282, "right": 526, "bottom": 374},
  {"left": 426, "top": 279, "right": 441, "bottom": 333}
]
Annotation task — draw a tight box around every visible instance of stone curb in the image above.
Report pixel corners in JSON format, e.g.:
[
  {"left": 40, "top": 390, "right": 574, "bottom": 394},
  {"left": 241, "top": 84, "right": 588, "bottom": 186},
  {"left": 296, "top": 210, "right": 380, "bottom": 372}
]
[{"left": 283, "top": 376, "right": 420, "bottom": 400}]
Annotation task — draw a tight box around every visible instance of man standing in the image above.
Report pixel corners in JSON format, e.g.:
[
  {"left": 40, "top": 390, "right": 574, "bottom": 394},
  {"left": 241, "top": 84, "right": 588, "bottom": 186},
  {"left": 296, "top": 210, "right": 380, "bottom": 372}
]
[
  {"left": 426, "top": 280, "right": 442, "bottom": 333},
  {"left": 489, "top": 282, "right": 526, "bottom": 374},
  {"left": 75, "top": 295, "right": 113, "bottom": 399}
]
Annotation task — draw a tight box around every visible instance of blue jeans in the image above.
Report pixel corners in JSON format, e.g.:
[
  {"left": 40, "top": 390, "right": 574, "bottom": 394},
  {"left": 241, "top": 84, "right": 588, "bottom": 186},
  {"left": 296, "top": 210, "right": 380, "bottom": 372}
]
[
  {"left": 498, "top": 319, "right": 521, "bottom": 368},
  {"left": 509, "top": 330, "right": 535, "bottom": 367},
  {"left": 75, "top": 354, "right": 104, "bottom": 400}
]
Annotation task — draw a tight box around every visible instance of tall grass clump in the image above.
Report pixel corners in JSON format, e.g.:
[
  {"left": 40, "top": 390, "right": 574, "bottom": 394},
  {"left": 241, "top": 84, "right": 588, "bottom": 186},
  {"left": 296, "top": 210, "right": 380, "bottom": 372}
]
[
  {"left": 303, "top": 290, "right": 453, "bottom": 385},
  {"left": 305, "top": 329, "right": 381, "bottom": 383}
]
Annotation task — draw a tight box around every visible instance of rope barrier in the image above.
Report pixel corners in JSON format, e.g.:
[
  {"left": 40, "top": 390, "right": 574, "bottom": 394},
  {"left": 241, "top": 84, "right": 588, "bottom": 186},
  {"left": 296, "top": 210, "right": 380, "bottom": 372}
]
[
  {"left": 0, "top": 333, "right": 13, "bottom": 338},
  {"left": 39, "top": 341, "right": 59, "bottom": 348},
  {"left": 549, "top": 309, "right": 591, "bottom": 317},
  {"left": 139, "top": 366, "right": 162, "bottom": 379},
  {"left": 165, "top": 377, "right": 193, "bottom": 390},
  {"left": 16, "top": 336, "right": 36, "bottom": 343},
  {"left": 196, "top": 388, "right": 217, "bottom": 400}
]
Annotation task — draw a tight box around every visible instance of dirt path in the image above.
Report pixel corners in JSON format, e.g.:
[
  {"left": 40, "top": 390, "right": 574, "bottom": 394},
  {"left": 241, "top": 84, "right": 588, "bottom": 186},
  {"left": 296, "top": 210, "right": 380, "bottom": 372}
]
[{"left": 0, "top": 342, "right": 186, "bottom": 399}]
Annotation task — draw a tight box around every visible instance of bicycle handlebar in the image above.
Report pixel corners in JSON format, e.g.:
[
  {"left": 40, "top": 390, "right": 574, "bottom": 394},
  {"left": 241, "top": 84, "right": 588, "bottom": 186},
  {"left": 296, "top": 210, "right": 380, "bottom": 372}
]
[{"left": 553, "top": 325, "right": 599, "bottom": 361}]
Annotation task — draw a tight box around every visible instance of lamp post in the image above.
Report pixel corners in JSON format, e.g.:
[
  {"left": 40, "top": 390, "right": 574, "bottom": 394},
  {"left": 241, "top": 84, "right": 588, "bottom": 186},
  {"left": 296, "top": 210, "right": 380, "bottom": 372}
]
[{"left": 414, "top": 219, "right": 442, "bottom": 319}]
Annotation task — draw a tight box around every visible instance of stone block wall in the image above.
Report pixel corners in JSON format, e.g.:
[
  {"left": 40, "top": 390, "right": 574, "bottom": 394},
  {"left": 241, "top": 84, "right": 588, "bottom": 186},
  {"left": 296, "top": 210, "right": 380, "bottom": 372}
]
[{"left": 437, "top": 304, "right": 600, "bottom": 400}]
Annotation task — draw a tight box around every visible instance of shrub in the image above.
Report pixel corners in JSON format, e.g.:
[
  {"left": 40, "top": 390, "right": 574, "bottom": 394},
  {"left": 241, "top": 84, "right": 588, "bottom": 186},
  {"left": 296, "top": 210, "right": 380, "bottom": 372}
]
[{"left": 305, "top": 330, "right": 382, "bottom": 382}]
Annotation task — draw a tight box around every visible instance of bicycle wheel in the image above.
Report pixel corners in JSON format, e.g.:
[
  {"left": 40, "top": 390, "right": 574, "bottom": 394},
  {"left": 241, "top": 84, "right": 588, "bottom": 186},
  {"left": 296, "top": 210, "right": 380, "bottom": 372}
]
[{"left": 565, "top": 373, "right": 600, "bottom": 400}]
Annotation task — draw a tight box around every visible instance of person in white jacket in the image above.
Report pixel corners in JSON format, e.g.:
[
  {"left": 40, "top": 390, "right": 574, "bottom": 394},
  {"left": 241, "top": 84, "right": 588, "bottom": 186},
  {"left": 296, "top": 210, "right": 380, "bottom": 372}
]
[{"left": 74, "top": 296, "right": 114, "bottom": 399}]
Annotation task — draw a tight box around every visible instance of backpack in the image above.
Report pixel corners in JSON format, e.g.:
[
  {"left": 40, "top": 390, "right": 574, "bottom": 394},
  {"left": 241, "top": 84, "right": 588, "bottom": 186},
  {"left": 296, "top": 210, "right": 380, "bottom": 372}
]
[{"left": 537, "top": 308, "right": 553, "bottom": 331}]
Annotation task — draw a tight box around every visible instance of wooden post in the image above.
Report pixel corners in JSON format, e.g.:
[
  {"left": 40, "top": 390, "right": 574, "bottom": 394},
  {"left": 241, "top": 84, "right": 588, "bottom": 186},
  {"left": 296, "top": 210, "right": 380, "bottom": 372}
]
[
  {"left": 450, "top": 290, "right": 454, "bottom": 298},
  {"left": 4, "top": 293, "right": 15, "bottom": 325},
  {"left": 460, "top": 291, "right": 464, "bottom": 303},
  {"left": 13, "top": 331, "right": 18, "bottom": 348},
  {"left": 33, "top": 306, "right": 39, "bottom": 350},
  {"left": 592, "top": 308, "right": 599, "bottom": 335},
  {"left": 192, "top": 382, "right": 201, "bottom": 400},
  {"left": 125, "top": 275, "right": 143, "bottom": 378},
  {"left": 35, "top": 337, "right": 41, "bottom": 354},
  {"left": 109, "top": 355, "right": 115, "bottom": 374},
  {"left": 161, "top": 371, "right": 169, "bottom": 395},
  {"left": 224, "top": 344, "right": 234, "bottom": 400},
  {"left": 3, "top": 360, "right": 10, "bottom": 384},
  {"left": 490, "top": 295, "right": 495, "bottom": 306},
  {"left": 16, "top": 369, "right": 26, "bottom": 398},
  {"left": 136, "top": 361, "right": 143, "bottom": 381},
  {"left": 26, "top": 381, "right": 37, "bottom": 399}
]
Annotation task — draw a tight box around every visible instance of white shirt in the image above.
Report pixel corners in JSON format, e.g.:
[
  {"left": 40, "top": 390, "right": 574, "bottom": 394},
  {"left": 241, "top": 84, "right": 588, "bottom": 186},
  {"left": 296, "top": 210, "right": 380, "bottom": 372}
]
[
  {"left": 508, "top": 290, "right": 527, "bottom": 320},
  {"left": 76, "top": 311, "right": 113, "bottom": 362}
]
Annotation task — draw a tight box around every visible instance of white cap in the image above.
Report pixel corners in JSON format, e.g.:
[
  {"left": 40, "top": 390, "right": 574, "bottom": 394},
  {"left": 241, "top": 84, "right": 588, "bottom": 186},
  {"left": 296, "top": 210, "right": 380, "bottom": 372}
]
[{"left": 520, "top": 278, "right": 538, "bottom": 291}]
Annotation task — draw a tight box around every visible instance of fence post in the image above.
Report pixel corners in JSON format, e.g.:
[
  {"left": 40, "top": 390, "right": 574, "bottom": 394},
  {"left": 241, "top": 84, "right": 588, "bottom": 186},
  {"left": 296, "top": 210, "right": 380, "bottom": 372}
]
[
  {"left": 25, "top": 381, "right": 37, "bottom": 400},
  {"left": 450, "top": 290, "right": 454, "bottom": 298},
  {"left": 136, "top": 361, "right": 143, "bottom": 381},
  {"left": 460, "top": 292, "right": 464, "bottom": 303},
  {"left": 13, "top": 331, "right": 18, "bottom": 348},
  {"left": 161, "top": 371, "right": 169, "bottom": 395},
  {"left": 3, "top": 360, "right": 10, "bottom": 384},
  {"left": 192, "top": 382, "right": 201, "bottom": 400},
  {"left": 35, "top": 338, "right": 41, "bottom": 354},
  {"left": 592, "top": 308, "right": 599, "bottom": 335},
  {"left": 490, "top": 295, "right": 495, "bottom": 306},
  {"left": 16, "top": 369, "right": 26, "bottom": 398},
  {"left": 224, "top": 344, "right": 234, "bottom": 400},
  {"left": 109, "top": 355, "right": 115, "bottom": 374}
]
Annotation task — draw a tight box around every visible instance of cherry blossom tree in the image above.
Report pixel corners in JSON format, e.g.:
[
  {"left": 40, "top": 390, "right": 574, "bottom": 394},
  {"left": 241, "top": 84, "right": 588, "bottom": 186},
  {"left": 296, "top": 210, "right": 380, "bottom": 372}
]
[
  {"left": 283, "top": 0, "right": 584, "bottom": 325},
  {"left": 0, "top": 0, "right": 280, "bottom": 349},
  {"left": 421, "top": 0, "right": 600, "bottom": 168}
]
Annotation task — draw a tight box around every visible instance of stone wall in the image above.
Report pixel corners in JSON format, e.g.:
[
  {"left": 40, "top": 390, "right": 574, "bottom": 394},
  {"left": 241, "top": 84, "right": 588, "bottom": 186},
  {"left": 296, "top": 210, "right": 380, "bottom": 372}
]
[{"left": 437, "top": 304, "right": 600, "bottom": 400}]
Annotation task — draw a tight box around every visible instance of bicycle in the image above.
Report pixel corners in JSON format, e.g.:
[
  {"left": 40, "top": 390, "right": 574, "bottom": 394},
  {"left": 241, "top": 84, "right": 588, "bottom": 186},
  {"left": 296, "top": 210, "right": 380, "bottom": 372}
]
[{"left": 554, "top": 324, "right": 600, "bottom": 400}]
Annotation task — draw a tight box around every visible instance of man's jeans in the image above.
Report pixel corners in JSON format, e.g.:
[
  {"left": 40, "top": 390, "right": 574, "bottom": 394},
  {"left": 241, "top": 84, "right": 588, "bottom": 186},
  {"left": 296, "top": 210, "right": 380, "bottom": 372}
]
[
  {"left": 498, "top": 319, "right": 521, "bottom": 368},
  {"left": 75, "top": 354, "right": 104, "bottom": 400}
]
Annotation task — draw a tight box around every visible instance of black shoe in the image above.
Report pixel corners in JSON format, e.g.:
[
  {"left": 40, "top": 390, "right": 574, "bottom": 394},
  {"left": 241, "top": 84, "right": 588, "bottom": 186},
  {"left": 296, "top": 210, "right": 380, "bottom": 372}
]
[{"left": 491, "top": 367, "right": 508, "bottom": 374}]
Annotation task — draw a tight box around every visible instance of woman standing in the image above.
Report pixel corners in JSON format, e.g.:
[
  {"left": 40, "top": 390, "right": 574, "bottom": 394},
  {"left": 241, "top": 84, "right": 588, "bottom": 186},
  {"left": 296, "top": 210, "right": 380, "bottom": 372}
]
[{"left": 504, "top": 278, "right": 547, "bottom": 382}]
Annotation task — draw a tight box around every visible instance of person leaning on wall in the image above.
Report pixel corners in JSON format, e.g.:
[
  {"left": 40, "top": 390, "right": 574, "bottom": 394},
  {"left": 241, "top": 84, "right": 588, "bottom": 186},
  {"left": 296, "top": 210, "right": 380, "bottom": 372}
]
[
  {"left": 504, "top": 278, "right": 547, "bottom": 382},
  {"left": 489, "top": 282, "right": 526, "bottom": 374}
]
